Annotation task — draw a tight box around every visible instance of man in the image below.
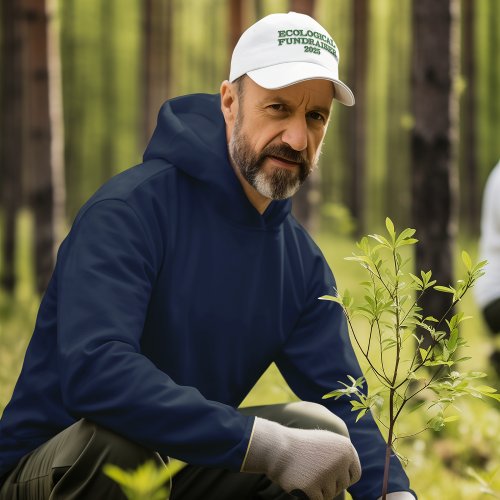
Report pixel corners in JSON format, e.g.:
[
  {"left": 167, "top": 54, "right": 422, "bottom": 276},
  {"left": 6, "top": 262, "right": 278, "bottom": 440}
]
[{"left": 0, "top": 12, "right": 416, "bottom": 500}]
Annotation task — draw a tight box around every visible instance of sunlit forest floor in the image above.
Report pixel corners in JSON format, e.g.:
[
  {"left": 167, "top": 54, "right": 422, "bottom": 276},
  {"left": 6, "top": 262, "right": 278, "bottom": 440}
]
[{"left": 1, "top": 214, "right": 499, "bottom": 499}]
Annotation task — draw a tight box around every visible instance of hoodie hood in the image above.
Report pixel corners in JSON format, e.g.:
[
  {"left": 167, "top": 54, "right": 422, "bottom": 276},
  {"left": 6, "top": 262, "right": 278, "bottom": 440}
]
[{"left": 143, "top": 93, "right": 291, "bottom": 228}]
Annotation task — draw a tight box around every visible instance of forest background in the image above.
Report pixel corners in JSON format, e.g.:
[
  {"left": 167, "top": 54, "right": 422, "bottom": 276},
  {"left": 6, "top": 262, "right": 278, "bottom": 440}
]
[{"left": 1, "top": 0, "right": 500, "bottom": 499}]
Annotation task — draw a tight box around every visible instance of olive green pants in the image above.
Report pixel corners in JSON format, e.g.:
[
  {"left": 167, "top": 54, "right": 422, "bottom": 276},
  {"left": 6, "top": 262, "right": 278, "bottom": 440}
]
[{"left": 0, "top": 402, "right": 349, "bottom": 500}]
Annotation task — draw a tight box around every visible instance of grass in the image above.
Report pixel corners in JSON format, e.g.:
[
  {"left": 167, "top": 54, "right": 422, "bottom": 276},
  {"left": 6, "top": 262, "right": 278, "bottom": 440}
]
[{"left": 1, "top": 218, "right": 499, "bottom": 499}]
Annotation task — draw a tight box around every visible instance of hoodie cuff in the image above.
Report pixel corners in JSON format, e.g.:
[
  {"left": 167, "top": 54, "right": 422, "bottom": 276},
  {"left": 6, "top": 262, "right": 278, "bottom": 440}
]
[{"left": 240, "top": 416, "right": 257, "bottom": 472}]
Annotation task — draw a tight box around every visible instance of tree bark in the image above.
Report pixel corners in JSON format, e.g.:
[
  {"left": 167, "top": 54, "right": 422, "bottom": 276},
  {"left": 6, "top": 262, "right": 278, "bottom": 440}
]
[
  {"left": 142, "top": 0, "right": 172, "bottom": 146},
  {"left": 385, "top": 0, "right": 411, "bottom": 230},
  {"left": 0, "top": 0, "right": 25, "bottom": 293},
  {"left": 461, "top": 0, "right": 478, "bottom": 233},
  {"left": 411, "top": 0, "right": 459, "bottom": 347},
  {"left": 289, "top": 0, "right": 320, "bottom": 234},
  {"left": 229, "top": 0, "right": 244, "bottom": 52},
  {"left": 100, "top": 0, "right": 115, "bottom": 182},
  {"left": 349, "top": 0, "right": 368, "bottom": 237},
  {"left": 22, "top": 0, "right": 65, "bottom": 294},
  {"left": 60, "top": 0, "right": 83, "bottom": 220}
]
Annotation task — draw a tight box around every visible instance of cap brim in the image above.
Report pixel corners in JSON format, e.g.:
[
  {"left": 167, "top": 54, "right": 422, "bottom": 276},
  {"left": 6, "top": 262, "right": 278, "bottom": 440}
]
[{"left": 247, "top": 62, "right": 355, "bottom": 106}]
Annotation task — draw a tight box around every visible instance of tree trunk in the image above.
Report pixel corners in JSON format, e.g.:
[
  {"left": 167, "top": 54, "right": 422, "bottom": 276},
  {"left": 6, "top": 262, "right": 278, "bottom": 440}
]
[
  {"left": 349, "top": 0, "right": 368, "bottom": 237},
  {"left": 229, "top": 0, "right": 244, "bottom": 51},
  {"left": 289, "top": 0, "right": 320, "bottom": 234},
  {"left": 22, "top": 0, "right": 65, "bottom": 295},
  {"left": 385, "top": 0, "right": 411, "bottom": 230},
  {"left": 100, "top": 0, "right": 115, "bottom": 182},
  {"left": 0, "top": 0, "right": 25, "bottom": 293},
  {"left": 60, "top": 0, "right": 83, "bottom": 220},
  {"left": 142, "top": 0, "right": 173, "bottom": 146},
  {"left": 411, "top": 0, "right": 459, "bottom": 347},
  {"left": 460, "top": 0, "right": 478, "bottom": 233}
]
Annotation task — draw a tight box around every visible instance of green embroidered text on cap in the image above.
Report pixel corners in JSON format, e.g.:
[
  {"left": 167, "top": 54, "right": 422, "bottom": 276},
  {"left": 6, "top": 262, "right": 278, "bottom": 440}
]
[
  {"left": 277, "top": 29, "right": 338, "bottom": 59},
  {"left": 229, "top": 12, "right": 354, "bottom": 105}
]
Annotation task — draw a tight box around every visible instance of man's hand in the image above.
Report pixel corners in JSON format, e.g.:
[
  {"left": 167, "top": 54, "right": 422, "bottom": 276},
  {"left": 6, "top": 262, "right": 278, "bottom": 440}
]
[{"left": 241, "top": 417, "right": 361, "bottom": 500}]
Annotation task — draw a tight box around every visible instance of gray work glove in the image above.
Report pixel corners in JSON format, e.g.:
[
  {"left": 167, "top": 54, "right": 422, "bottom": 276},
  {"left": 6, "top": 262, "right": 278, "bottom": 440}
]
[{"left": 241, "top": 417, "right": 361, "bottom": 500}]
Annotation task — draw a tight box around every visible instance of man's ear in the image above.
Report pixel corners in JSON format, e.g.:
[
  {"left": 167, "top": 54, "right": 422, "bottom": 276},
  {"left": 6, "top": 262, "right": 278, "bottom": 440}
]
[{"left": 220, "top": 80, "right": 238, "bottom": 134}]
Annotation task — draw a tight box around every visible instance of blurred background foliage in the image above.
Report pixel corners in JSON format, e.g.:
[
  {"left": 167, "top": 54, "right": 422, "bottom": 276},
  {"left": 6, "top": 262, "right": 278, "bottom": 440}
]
[
  {"left": 58, "top": 0, "right": 500, "bottom": 228},
  {"left": 1, "top": 0, "right": 500, "bottom": 498},
  {"left": 1, "top": 0, "right": 500, "bottom": 292}
]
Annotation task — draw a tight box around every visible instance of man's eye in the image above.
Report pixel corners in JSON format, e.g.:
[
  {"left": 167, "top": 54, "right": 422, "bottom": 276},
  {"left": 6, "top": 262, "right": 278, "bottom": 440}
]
[
  {"left": 308, "top": 111, "right": 326, "bottom": 122},
  {"left": 268, "top": 104, "right": 285, "bottom": 112}
]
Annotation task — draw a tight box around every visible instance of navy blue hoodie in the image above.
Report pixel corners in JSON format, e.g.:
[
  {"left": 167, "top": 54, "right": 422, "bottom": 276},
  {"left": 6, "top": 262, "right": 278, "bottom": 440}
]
[{"left": 0, "top": 94, "right": 413, "bottom": 499}]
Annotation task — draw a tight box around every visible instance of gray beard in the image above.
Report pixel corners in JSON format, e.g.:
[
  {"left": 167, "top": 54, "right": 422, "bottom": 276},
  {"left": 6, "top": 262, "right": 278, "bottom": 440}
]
[{"left": 228, "top": 119, "right": 316, "bottom": 200}]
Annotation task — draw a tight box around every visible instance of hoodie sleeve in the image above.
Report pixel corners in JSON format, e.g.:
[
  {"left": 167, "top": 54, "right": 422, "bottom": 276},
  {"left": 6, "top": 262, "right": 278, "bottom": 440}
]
[
  {"left": 57, "top": 199, "right": 253, "bottom": 469},
  {"left": 274, "top": 255, "right": 417, "bottom": 500}
]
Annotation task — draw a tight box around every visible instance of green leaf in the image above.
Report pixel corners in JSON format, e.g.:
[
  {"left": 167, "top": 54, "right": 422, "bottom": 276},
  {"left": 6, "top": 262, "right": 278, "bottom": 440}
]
[
  {"left": 446, "top": 328, "right": 459, "bottom": 352},
  {"left": 318, "top": 294, "right": 342, "bottom": 305},
  {"left": 443, "top": 415, "right": 460, "bottom": 423},
  {"left": 385, "top": 217, "right": 396, "bottom": 241},
  {"left": 423, "top": 316, "right": 439, "bottom": 323},
  {"left": 368, "top": 234, "right": 391, "bottom": 248},
  {"left": 396, "top": 238, "right": 419, "bottom": 247},
  {"left": 472, "top": 260, "right": 488, "bottom": 274},
  {"left": 461, "top": 250, "right": 472, "bottom": 271},
  {"left": 342, "top": 289, "right": 354, "bottom": 308},
  {"left": 103, "top": 459, "right": 185, "bottom": 499},
  {"left": 427, "top": 415, "right": 445, "bottom": 431},
  {"left": 434, "top": 285, "right": 456, "bottom": 294},
  {"left": 355, "top": 409, "right": 368, "bottom": 422},
  {"left": 351, "top": 375, "right": 365, "bottom": 387},
  {"left": 396, "top": 228, "right": 416, "bottom": 242},
  {"left": 350, "top": 400, "right": 366, "bottom": 410},
  {"left": 475, "top": 385, "right": 499, "bottom": 394},
  {"left": 408, "top": 273, "right": 423, "bottom": 289},
  {"left": 424, "top": 359, "right": 455, "bottom": 367},
  {"left": 419, "top": 347, "right": 429, "bottom": 361},
  {"left": 323, "top": 389, "right": 346, "bottom": 400}
]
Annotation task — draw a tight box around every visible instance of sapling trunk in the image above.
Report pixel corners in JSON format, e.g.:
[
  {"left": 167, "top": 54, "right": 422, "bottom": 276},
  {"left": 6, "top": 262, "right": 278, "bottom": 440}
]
[{"left": 382, "top": 388, "right": 396, "bottom": 500}]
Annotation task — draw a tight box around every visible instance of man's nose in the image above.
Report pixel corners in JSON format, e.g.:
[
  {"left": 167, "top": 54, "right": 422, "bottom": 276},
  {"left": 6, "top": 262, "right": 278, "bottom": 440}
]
[{"left": 281, "top": 116, "right": 308, "bottom": 152}]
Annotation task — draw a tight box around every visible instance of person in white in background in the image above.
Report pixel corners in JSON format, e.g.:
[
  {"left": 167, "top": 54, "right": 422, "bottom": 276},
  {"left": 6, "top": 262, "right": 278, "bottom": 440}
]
[{"left": 475, "top": 159, "right": 500, "bottom": 378}]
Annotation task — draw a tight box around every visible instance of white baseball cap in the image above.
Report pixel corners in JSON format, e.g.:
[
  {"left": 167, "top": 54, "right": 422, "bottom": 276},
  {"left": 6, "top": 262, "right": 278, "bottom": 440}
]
[{"left": 229, "top": 12, "right": 355, "bottom": 106}]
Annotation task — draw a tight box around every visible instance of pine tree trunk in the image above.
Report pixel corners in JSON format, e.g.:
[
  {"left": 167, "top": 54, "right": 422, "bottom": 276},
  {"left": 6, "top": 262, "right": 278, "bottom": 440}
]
[
  {"left": 143, "top": 0, "right": 172, "bottom": 145},
  {"left": 22, "top": 0, "right": 65, "bottom": 294},
  {"left": 100, "top": 0, "right": 115, "bottom": 182},
  {"left": 411, "top": 0, "right": 459, "bottom": 347},
  {"left": 385, "top": 0, "right": 411, "bottom": 230},
  {"left": 0, "top": 0, "right": 25, "bottom": 293},
  {"left": 349, "top": 0, "right": 368, "bottom": 237},
  {"left": 60, "top": 0, "right": 82, "bottom": 220},
  {"left": 461, "top": 0, "right": 478, "bottom": 233},
  {"left": 229, "top": 0, "right": 244, "bottom": 51}
]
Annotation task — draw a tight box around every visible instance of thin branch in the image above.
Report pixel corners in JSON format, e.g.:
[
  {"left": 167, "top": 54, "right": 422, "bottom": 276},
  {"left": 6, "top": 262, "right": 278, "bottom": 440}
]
[
  {"left": 344, "top": 311, "right": 391, "bottom": 385},
  {"left": 393, "top": 426, "right": 430, "bottom": 442}
]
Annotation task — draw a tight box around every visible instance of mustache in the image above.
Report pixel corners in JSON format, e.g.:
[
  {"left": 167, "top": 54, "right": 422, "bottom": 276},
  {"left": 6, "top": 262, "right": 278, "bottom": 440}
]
[{"left": 259, "top": 144, "right": 310, "bottom": 171}]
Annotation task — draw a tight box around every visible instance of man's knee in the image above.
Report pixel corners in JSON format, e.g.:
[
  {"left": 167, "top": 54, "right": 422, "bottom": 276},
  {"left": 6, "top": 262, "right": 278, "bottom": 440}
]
[
  {"left": 284, "top": 401, "right": 349, "bottom": 438},
  {"left": 240, "top": 401, "right": 349, "bottom": 438},
  {"left": 66, "top": 419, "right": 163, "bottom": 469},
  {"left": 0, "top": 419, "right": 160, "bottom": 500},
  {"left": 49, "top": 420, "right": 163, "bottom": 499}
]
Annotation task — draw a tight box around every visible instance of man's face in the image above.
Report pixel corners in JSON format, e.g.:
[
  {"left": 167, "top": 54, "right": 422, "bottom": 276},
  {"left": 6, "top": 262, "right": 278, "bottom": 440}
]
[{"left": 224, "top": 77, "right": 334, "bottom": 201}]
